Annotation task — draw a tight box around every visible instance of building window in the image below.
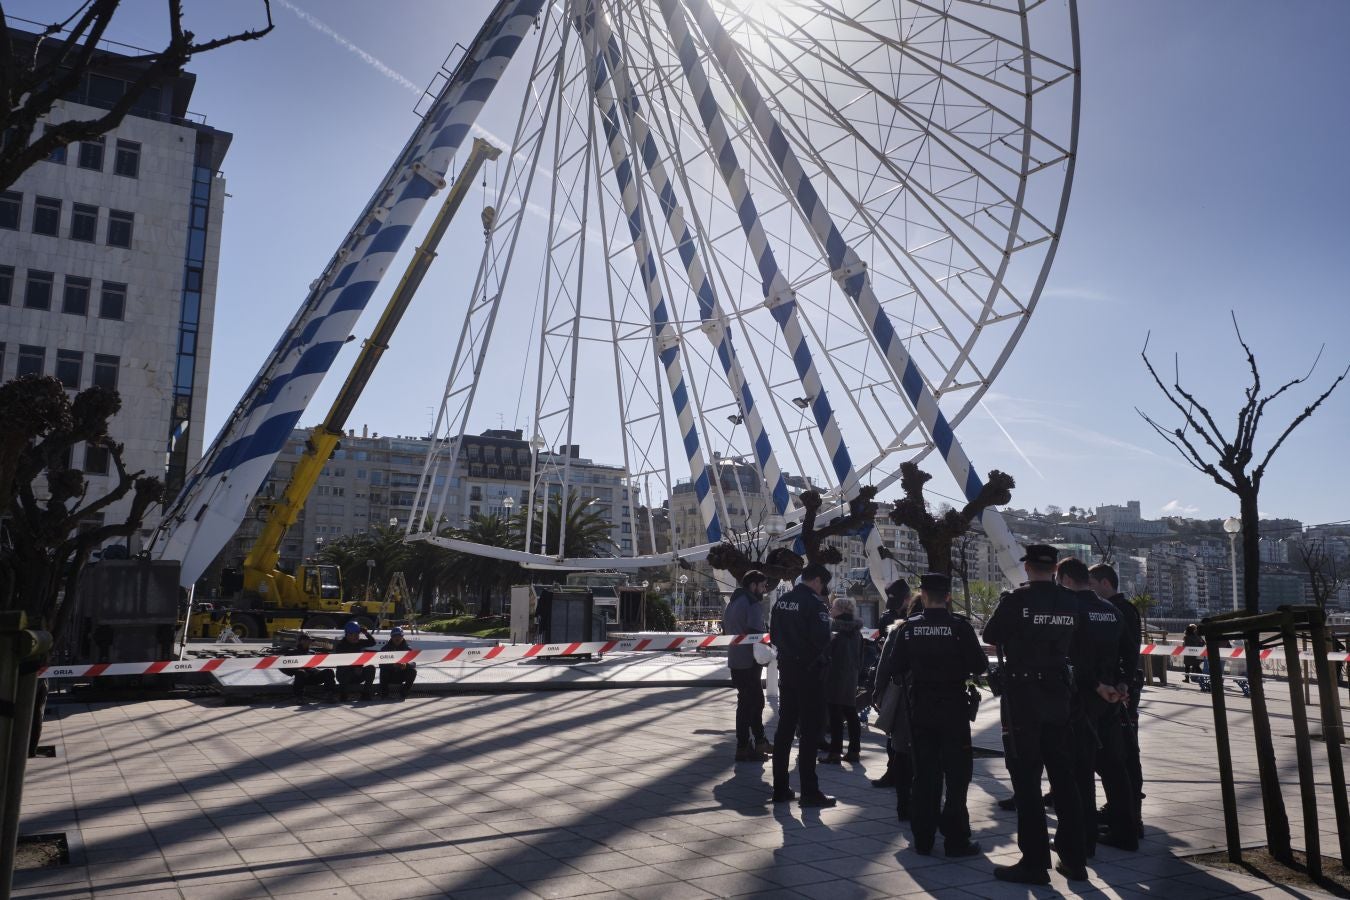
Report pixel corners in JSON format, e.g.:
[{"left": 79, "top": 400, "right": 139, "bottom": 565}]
[
  {"left": 17, "top": 345, "right": 44, "bottom": 377},
  {"left": 62, "top": 276, "right": 90, "bottom": 316},
  {"left": 33, "top": 196, "right": 60, "bottom": 236},
  {"left": 77, "top": 136, "right": 104, "bottom": 171},
  {"left": 0, "top": 191, "right": 19, "bottom": 230},
  {"left": 114, "top": 140, "right": 140, "bottom": 178},
  {"left": 24, "top": 270, "right": 54, "bottom": 310},
  {"left": 106, "top": 210, "right": 133, "bottom": 248},
  {"left": 0, "top": 265, "right": 12, "bottom": 305},
  {"left": 70, "top": 203, "right": 98, "bottom": 242},
  {"left": 99, "top": 282, "right": 126, "bottom": 320},
  {"left": 92, "top": 354, "right": 118, "bottom": 390},
  {"left": 83, "top": 444, "right": 109, "bottom": 475},
  {"left": 55, "top": 349, "right": 82, "bottom": 389}
]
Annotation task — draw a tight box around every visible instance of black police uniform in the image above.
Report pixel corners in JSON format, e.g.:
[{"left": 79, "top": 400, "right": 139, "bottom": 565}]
[
  {"left": 770, "top": 581, "right": 832, "bottom": 800},
  {"left": 893, "top": 606, "right": 987, "bottom": 854},
  {"left": 983, "top": 581, "right": 1086, "bottom": 872},
  {"left": 1068, "top": 589, "right": 1137, "bottom": 852},
  {"left": 1103, "top": 591, "right": 1144, "bottom": 829}
]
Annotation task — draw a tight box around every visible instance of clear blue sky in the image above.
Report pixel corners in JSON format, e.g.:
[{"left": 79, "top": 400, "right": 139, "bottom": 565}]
[{"left": 14, "top": 1, "right": 1350, "bottom": 526}]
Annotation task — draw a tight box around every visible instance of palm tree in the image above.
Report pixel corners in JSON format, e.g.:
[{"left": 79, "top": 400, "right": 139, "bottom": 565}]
[
  {"left": 513, "top": 493, "right": 613, "bottom": 559},
  {"left": 316, "top": 525, "right": 410, "bottom": 602},
  {"left": 443, "top": 514, "right": 521, "bottom": 615}
]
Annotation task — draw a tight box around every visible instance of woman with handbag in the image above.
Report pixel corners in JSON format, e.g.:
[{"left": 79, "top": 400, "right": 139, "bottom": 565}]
[{"left": 821, "top": 596, "right": 864, "bottom": 763}]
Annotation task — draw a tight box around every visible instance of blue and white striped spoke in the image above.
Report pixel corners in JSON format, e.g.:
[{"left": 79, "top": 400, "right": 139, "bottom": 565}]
[
  {"left": 156, "top": 0, "right": 545, "bottom": 584},
  {"left": 655, "top": 0, "right": 857, "bottom": 502},
  {"left": 578, "top": 0, "right": 790, "bottom": 521},
  {"left": 572, "top": 0, "right": 721, "bottom": 544}
]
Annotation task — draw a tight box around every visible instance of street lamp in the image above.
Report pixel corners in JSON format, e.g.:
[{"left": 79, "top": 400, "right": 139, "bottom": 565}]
[
  {"left": 1223, "top": 516, "right": 1242, "bottom": 611},
  {"left": 389, "top": 517, "right": 399, "bottom": 529},
  {"left": 503, "top": 495, "right": 514, "bottom": 519},
  {"left": 365, "top": 558, "right": 376, "bottom": 605},
  {"left": 678, "top": 574, "right": 689, "bottom": 620}
]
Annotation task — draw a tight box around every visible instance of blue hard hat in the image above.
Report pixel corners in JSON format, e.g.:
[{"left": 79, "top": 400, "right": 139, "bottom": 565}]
[
  {"left": 390, "top": 626, "right": 404, "bottom": 636},
  {"left": 344, "top": 621, "right": 361, "bottom": 634}
]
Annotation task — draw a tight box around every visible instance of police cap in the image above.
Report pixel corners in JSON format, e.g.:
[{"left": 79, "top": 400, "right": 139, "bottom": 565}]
[
  {"left": 919, "top": 573, "right": 951, "bottom": 595},
  {"left": 1019, "top": 543, "right": 1058, "bottom": 566}
]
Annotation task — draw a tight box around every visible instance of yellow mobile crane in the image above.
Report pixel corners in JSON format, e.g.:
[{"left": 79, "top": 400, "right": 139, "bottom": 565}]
[{"left": 203, "top": 138, "right": 502, "bottom": 639}]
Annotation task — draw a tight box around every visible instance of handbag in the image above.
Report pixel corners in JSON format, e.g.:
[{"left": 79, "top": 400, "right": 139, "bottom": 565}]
[{"left": 872, "top": 681, "right": 902, "bottom": 733}]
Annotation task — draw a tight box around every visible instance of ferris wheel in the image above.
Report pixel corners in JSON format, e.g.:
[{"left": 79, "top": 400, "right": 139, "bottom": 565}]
[{"left": 399, "top": 0, "right": 1081, "bottom": 585}]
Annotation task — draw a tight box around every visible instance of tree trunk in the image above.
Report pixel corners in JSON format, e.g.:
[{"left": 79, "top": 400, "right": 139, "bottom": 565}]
[{"left": 1239, "top": 488, "right": 1293, "bottom": 862}]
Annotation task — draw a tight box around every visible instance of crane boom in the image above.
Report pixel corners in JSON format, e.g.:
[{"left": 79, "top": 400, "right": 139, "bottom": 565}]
[{"left": 242, "top": 139, "right": 502, "bottom": 588}]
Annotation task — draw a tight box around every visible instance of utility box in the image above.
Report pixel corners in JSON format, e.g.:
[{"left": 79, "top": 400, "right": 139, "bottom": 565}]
[
  {"left": 67, "top": 559, "right": 181, "bottom": 663},
  {"left": 617, "top": 586, "right": 644, "bottom": 631},
  {"left": 536, "top": 587, "right": 600, "bottom": 644},
  {"left": 509, "top": 585, "right": 535, "bottom": 643}
]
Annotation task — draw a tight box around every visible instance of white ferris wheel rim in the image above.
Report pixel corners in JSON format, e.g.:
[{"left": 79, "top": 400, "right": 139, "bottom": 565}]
[{"left": 405, "top": 0, "right": 1081, "bottom": 573}]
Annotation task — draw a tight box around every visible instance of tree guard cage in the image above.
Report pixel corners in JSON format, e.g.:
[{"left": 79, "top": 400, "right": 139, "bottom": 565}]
[{"left": 1200, "top": 605, "right": 1350, "bottom": 875}]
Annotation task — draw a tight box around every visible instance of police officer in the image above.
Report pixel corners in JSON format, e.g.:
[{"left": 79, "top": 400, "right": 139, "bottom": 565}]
[
  {"left": 893, "top": 573, "right": 987, "bottom": 857},
  {"left": 1057, "top": 558, "right": 1137, "bottom": 854},
  {"left": 1088, "top": 562, "right": 1144, "bottom": 837},
  {"left": 983, "top": 545, "right": 1088, "bottom": 884},
  {"left": 872, "top": 580, "right": 914, "bottom": 792},
  {"left": 769, "top": 562, "right": 835, "bottom": 808}
]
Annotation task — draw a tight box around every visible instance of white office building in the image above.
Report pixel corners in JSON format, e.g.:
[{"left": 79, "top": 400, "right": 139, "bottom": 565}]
[{"left": 1, "top": 28, "right": 229, "bottom": 539}]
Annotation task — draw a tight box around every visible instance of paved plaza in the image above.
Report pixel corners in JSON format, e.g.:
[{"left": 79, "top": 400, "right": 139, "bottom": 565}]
[{"left": 13, "top": 672, "right": 1348, "bottom": 899}]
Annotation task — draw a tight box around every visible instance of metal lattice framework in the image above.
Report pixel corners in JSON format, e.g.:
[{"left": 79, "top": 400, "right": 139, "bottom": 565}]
[{"left": 407, "top": 0, "right": 1080, "bottom": 583}]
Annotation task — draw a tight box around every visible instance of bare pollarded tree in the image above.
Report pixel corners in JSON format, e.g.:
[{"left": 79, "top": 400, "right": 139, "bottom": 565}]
[
  {"left": 888, "top": 462, "right": 1015, "bottom": 577},
  {"left": 707, "top": 486, "right": 880, "bottom": 589},
  {"left": 1137, "top": 313, "right": 1348, "bottom": 863},
  {"left": 1, "top": 0, "right": 274, "bottom": 191}
]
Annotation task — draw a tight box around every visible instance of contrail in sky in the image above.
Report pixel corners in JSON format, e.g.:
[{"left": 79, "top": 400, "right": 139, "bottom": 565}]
[
  {"left": 275, "top": 0, "right": 511, "bottom": 150},
  {"left": 275, "top": 0, "right": 421, "bottom": 94},
  {"left": 980, "top": 399, "right": 1046, "bottom": 480}
]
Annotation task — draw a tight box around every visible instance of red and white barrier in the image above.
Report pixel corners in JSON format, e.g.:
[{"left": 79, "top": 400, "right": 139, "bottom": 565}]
[{"left": 36, "top": 635, "right": 1349, "bottom": 679}]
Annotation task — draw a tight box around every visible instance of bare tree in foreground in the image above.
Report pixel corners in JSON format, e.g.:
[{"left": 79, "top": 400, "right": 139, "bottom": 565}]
[
  {"left": 1, "top": 0, "right": 274, "bottom": 191},
  {"left": 0, "top": 376, "right": 164, "bottom": 639},
  {"left": 1137, "top": 314, "right": 1348, "bottom": 864}
]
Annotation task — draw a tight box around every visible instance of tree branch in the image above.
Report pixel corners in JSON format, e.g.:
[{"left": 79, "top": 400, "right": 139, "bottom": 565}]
[
  {"left": 1253, "top": 362, "right": 1350, "bottom": 483},
  {"left": 1140, "top": 334, "right": 1228, "bottom": 458}
]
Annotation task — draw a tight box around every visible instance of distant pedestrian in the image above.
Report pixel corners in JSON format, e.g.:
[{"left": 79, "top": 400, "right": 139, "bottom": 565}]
[
  {"left": 281, "top": 633, "right": 335, "bottom": 704},
  {"left": 333, "top": 621, "right": 377, "bottom": 701},
  {"left": 770, "top": 563, "right": 835, "bottom": 808},
  {"left": 821, "top": 596, "right": 863, "bottom": 764},
  {"left": 984, "top": 544, "right": 1087, "bottom": 885},
  {"left": 722, "top": 570, "right": 773, "bottom": 761},
  {"left": 378, "top": 626, "right": 417, "bottom": 700},
  {"left": 895, "top": 573, "right": 986, "bottom": 858},
  {"left": 1182, "top": 624, "right": 1204, "bottom": 682}
]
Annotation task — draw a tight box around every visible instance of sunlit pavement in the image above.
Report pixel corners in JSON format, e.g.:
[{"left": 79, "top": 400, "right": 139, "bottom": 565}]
[{"left": 14, "top": 676, "right": 1347, "bottom": 898}]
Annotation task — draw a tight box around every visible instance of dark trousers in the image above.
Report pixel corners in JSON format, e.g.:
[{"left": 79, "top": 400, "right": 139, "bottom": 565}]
[
  {"left": 1075, "top": 707, "right": 1137, "bottom": 851},
  {"left": 335, "top": 666, "right": 375, "bottom": 695},
  {"left": 730, "top": 665, "right": 766, "bottom": 746},
  {"left": 894, "top": 747, "right": 913, "bottom": 814},
  {"left": 291, "top": 669, "right": 335, "bottom": 697},
  {"left": 1183, "top": 657, "right": 1202, "bottom": 679},
  {"left": 1005, "top": 717, "right": 1085, "bottom": 869},
  {"left": 910, "top": 709, "right": 973, "bottom": 851},
  {"left": 774, "top": 667, "right": 826, "bottom": 796},
  {"left": 380, "top": 665, "right": 417, "bottom": 694},
  {"left": 826, "top": 703, "right": 860, "bottom": 756},
  {"left": 1125, "top": 684, "right": 1144, "bottom": 819}
]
